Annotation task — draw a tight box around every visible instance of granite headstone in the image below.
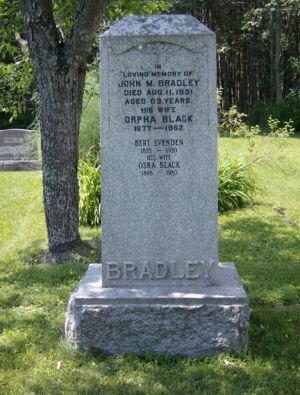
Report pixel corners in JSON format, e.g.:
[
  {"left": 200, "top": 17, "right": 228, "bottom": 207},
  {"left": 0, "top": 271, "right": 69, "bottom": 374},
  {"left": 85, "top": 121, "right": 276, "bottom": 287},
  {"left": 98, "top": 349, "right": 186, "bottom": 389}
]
[
  {"left": 100, "top": 14, "right": 218, "bottom": 288},
  {"left": 0, "top": 129, "right": 40, "bottom": 170},
  {"left": 65, "top": 15, "right": 249, "bottom": 356}
]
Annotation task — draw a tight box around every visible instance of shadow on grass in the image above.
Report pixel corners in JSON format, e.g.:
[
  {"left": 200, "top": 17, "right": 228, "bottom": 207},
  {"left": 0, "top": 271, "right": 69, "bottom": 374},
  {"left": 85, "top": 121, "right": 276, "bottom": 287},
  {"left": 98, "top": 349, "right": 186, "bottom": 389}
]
[
  {"left": 1, "top": 260, "right": 87, "bottom": 289},
  {"left": 219, "top": 209, "right": 300, "bottom": 305},
  {"left": 0, "top": 308, "right": 64, "bottom": 372},
  {"left": 25, "top": 349, "right": 300, "bottom": 395},
  {"left": 1, "top": 231, "right": 101, "bottom": 292}
]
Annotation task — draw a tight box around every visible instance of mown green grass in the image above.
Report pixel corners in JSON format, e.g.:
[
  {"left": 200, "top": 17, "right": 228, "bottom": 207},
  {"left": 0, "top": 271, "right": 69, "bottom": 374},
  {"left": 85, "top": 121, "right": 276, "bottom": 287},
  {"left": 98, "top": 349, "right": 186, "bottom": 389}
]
[{"left": 1, "top": 137, "right": 300, "bottom": 394}]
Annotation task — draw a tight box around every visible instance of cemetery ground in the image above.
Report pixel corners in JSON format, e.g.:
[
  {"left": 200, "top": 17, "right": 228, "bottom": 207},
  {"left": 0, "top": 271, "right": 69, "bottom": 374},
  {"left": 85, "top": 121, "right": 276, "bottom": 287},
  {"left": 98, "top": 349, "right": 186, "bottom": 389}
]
[{"left": 0, "top": 136, "right": 300, "bottom": 394}]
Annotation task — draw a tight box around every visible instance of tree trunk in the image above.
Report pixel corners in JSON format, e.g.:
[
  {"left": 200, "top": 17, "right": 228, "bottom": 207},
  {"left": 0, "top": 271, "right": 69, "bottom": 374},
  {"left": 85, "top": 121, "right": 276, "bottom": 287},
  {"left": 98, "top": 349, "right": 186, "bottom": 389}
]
[
  {"left": 39, "top": 63, "right": 85, "bottom": 252},
  {"left": 21, "top": 0, "right": 106, "bottom": 260},
  {"left": 274, "top": 0, "right": 282, "bottom": 102},
  {"left": 270, "top": 9, "right": 275, "bottom": 103}
]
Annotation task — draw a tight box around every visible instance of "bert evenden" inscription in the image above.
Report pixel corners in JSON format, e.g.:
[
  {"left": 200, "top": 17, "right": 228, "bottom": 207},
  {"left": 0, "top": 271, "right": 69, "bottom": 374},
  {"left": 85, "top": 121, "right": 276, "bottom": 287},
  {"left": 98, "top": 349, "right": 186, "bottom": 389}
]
[{"left": 106, "top": 261, "right": 216, "bottom": 281}]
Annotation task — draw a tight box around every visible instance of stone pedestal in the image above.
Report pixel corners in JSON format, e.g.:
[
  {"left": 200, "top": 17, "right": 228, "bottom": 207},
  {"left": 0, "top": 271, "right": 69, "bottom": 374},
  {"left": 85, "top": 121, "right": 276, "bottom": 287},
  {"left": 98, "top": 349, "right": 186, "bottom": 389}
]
[
  {"left": 0, "top": 160, "right": 41, "bottom": 171},
  {"left": 65, "top": 263, "right": 249, "bottom": 356}
]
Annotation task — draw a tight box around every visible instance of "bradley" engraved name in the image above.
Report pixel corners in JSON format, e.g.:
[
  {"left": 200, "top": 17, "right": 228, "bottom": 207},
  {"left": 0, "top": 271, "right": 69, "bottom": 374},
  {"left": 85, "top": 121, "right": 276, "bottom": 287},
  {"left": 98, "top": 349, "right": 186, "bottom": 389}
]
[{"left": 105, "top": 260, "right": 217, "bottom": 281}]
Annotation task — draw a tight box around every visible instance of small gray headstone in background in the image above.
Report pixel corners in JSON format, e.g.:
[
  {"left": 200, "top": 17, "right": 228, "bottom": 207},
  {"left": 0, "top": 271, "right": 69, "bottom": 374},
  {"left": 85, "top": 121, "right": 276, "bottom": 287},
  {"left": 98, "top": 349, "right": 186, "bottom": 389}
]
[
  {"left": 65, "top": 15, "right": 249, "bottom": 356},
  {"left": 0, "top": 129, "right": 38, "bottom": 160},
  {"left": 0, "top": 129, "right": 40, "bottom": 171},
  {"left": 100, "top": 14, "right": 218, "bottom": 287}
]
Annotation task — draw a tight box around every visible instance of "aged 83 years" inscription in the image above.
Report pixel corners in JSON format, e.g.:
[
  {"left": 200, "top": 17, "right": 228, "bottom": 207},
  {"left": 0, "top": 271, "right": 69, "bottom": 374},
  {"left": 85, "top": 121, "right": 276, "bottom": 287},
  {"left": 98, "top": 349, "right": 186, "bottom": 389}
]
[{"left": 100, "top": 15, "right": 218, "bottom": 287}]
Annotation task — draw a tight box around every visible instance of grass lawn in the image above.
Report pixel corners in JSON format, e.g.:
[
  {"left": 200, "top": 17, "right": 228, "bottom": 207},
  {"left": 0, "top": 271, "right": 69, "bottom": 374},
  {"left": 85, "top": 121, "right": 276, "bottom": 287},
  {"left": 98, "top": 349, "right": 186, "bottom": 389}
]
[{"left": 0, "top": 136, "right": 300, "bottom": 394}]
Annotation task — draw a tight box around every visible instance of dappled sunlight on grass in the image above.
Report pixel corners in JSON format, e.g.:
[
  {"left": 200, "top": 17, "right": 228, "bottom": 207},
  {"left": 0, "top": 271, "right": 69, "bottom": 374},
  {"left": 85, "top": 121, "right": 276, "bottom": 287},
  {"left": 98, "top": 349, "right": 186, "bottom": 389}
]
[
  {"left": 1, "top": 262, "right": 87, "bottom": 308},
  {"left": 219, "top": 206, "right": 300, "bottom": 305},
  {"left": 249, "top": 305, "right": 300, "bottom": 365}
]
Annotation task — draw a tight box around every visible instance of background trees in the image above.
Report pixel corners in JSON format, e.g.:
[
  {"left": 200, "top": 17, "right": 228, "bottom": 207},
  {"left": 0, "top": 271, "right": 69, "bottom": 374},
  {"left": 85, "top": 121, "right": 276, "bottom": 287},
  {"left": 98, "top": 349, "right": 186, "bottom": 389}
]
[
  {"left": 172, "top": 0, "right": 300, "bottom": 114},
  {"left": 0, "top": 0, "right": 34, "bottom": 127},
  {"left": 1, "top": 0, "right": 299, "bottom": 129}
]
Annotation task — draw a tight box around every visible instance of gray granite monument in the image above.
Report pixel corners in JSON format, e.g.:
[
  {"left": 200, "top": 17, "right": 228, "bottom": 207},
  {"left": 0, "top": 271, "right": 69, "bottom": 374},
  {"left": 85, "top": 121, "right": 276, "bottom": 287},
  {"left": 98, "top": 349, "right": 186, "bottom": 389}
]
[
  {"left": 65, "top": 14, "right": 249, "bottom": 356},
  {"left": 0, "top": 129, "right": 40, "bottom": 170}
]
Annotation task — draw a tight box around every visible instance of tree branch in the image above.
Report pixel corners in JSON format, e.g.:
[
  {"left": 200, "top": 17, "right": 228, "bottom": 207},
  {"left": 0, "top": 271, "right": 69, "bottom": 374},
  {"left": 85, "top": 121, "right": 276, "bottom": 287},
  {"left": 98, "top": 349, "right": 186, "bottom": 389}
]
[
  {"left": 65, "top": 0, "right": 107, "bottom": 65},
  {"left": 21, "top": 0, "right": 61, "bottom": 62}
]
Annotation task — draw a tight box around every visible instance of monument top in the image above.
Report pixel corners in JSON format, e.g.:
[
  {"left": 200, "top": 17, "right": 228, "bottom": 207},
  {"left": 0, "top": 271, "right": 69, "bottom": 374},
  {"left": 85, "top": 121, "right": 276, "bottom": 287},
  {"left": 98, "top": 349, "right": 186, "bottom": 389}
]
[{"left": 102, "top": 14, "right": 214, "bottom": 37}]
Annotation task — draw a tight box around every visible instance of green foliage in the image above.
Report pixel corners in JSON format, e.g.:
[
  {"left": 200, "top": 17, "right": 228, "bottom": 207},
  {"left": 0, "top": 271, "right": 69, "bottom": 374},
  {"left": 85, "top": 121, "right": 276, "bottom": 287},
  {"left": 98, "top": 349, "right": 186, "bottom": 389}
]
[
  {"left": 0, "top": 0, "right": 23, "bottom": 59},
  {"left": 219, "top": 105, "right": 261, "bottom": 139},
  {"left": 218, "top": 105, "right": 248, "bottom": 137},
  {"left": 241, "top": 0, "right": 300, "bottom": 104},
  {"left": 105, "top": 0, "right": 170, "bottom": 22},
  {"left": 0, "top": 54, "right": 34, "bottom": 124},
  {"left": 79, "top": 70, "right": 100, "bottom": 158},
  {"left": 219, "top": 105, "right": 295, "bottom": 149},
  {"left": 53, "top": 0, "right": 80, "bottom": 36},
  {"left": 249, "top": 92, "right": 300, "bottom": 132},
  {"left": 266, "top": 116, "right": 295, "bottom": 141},
  {"left": 218, "top": 156, "right": 258, "bottom": 213},
  {"left": 218, "top": 108, "right": 295, "bottom": 213},
  {"left": 0, "top": 0, "right": 35, "bottom": 126},
  {"left": 78, "top": 150, "right": 101, "bottom": 227}
]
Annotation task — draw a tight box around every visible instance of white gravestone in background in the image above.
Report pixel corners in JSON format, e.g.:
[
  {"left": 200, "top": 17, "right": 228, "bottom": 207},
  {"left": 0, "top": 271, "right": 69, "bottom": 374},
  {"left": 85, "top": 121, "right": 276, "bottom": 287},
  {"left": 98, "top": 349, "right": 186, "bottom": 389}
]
[{"left": 65, "top": 15, "right": 249, "bottom": 356}]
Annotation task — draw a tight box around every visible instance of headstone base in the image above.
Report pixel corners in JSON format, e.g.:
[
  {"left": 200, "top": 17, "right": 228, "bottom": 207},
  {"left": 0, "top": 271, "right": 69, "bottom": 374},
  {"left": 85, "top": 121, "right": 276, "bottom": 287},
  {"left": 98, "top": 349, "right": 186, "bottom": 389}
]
[
  {"left": 65, "top": 263, "right": 249, "bottom": 356},
  {"left": 0, "top": 160, "right": 41, "bottom": 171}
]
